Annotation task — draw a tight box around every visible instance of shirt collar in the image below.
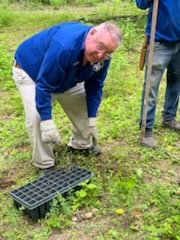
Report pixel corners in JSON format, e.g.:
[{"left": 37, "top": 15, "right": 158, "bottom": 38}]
[{"left": 80, "top": 26, "right": 93, "bottom": 50}]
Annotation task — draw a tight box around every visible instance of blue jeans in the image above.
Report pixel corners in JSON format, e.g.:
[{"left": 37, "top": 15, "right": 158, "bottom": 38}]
[{"left": 140, "top": 41, "right": 180, "bottom": 130}]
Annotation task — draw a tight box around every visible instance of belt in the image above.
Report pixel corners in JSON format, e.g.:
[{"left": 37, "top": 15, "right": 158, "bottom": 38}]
[
  {"left": 13, "top": 60, "right": 22, "bottom": 69},
  {"left": 15, "top": 63, "right": 22, "bottom": 69}
]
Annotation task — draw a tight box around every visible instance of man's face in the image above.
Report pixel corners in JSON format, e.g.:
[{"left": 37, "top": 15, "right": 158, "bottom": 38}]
[{"left": 84, "top": 28, "right": 118, "bottom": 64}]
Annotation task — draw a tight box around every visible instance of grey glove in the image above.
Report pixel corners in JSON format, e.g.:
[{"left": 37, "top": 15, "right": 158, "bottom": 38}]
[
  {"left": 88, "top": 118, "right": 98, "bottom": 144},
  {"left": 40, "top": 119, "right": 60, "bottom": 144}
]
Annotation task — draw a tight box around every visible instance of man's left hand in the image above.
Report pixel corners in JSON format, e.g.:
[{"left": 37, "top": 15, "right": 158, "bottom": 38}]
[{"left": 88, "top": 118, "right": 98, "bottom": 144}]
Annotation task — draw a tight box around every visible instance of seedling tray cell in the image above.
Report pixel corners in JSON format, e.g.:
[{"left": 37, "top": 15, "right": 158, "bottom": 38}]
[{"left": 10, "top": 166, "right": 93, "bottom": 220}]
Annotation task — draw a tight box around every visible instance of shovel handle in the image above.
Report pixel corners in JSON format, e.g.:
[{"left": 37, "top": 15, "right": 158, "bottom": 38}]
[{"left": 141, "top": 0, "right": 159, "bottom": 140}]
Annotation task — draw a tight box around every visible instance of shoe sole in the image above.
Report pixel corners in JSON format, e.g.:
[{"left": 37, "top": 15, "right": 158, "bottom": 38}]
[{"left": 67, "top": 147, "right": 101, "bottom": 156}]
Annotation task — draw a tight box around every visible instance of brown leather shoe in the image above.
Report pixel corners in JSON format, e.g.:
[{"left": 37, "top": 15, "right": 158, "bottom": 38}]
[
  {"left": 141, "top": 136, "right": 157, "bottom": 148},
  {"left": 162, "top": 120, "right": 180, "bottom": 131},
  {"left": 141, "top": 130, "right": 157, "bottom": 148}
]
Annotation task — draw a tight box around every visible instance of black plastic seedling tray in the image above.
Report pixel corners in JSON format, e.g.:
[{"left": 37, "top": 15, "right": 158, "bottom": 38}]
[{"left": 10, "top": 166, "right": 93, "bottom": 220}]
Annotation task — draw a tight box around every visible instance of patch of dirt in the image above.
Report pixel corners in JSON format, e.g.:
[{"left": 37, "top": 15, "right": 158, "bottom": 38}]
[
  {"left": 0, "top": 114, "right": 12, "bottom": 120},
  {"left": 0, "top": 167, "right": 22, "bottom": 190},
  {"left": 0, "top": 178, "right": 15, "bottom": 190},
  {"left": 48, "top": 216, "right": 113, "bottom": 240},
  {"left": 144, "top": 159, "right": 180, "bottom": 186}
]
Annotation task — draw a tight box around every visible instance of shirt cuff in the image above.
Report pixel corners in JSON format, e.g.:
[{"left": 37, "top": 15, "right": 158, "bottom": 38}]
[{"left": 88, "top": 117, "right": 96, "bottom": 127}]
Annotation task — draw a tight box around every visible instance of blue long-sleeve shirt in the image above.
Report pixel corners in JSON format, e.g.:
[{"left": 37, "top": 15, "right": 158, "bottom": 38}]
[
  {"left": 15, "top": 21, "right": 110, "bottom": 120},
  {"left": 135, "top": 0, "right": 180, "bottom": 42}
]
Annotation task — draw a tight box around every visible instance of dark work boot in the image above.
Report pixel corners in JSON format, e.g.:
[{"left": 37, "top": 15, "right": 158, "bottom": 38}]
[
  {"left": 67, "top": 145, "right": 102, "bottom": 156},
  {"left": 38, "top": 166, "right": 55, "bottom": 176},
  {"left": 162, "top": 119, "right": 180, "bottom": 131},
  {"left": 141, "top": 130, "right": 157, "bottom": 148}
]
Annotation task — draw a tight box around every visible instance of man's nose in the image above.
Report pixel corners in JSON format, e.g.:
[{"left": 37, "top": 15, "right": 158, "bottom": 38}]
[{"left": 97, "top": 51, "right": 106, "bottom": 60}]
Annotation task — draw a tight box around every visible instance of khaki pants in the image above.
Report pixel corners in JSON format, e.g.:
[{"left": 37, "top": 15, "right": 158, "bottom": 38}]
[{"left": 12, "top": 66, "right": 93, "bottom": 169}]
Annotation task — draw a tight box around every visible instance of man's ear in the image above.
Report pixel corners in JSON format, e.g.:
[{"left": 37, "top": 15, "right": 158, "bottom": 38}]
[{"left": 89, "top": 28, "right": 97, "bottom": 36}]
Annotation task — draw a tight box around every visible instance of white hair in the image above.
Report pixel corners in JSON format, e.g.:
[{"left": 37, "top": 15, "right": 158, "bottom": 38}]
[{"left": 95, "top": 21, "right": 122, "bottom": 46}]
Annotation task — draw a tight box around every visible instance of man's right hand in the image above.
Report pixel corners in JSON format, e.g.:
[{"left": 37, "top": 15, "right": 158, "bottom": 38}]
[{"left": 40, "top": 120, "right": 60, "bottom": 144}]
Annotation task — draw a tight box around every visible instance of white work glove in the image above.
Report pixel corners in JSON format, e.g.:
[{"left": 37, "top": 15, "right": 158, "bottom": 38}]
[
  {"left": 88, "top": 118, "right": 98, "bottom": 144},
  {"left": 40, "top": 119, "right": 60, "bottom": 144}
]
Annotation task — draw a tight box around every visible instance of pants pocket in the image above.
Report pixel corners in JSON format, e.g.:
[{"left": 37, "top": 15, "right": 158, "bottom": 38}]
[{"left": 12, "top": 66, "right": 34, "bottom": 86}]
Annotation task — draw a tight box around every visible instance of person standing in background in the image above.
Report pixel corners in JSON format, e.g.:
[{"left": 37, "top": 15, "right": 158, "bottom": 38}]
[{"left": 136, "top": 0, "right": 180, "bottom": 148}]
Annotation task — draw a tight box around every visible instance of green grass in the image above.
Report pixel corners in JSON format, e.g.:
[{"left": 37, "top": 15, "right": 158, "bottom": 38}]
[{"left": 0, "top": 1, "right": 179, "bottom": 240}]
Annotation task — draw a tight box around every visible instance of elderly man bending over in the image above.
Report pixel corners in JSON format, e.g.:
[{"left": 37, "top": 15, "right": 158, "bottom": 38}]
[{"left": 12, "top": 21, "right": 122, "bottom": 172}]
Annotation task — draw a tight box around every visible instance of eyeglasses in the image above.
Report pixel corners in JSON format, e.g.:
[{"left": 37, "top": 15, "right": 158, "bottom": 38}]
[{"left": 96, "top": 41, "right": 112, "bottom": 60}]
